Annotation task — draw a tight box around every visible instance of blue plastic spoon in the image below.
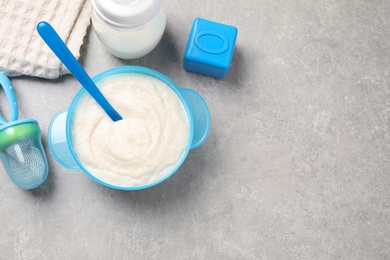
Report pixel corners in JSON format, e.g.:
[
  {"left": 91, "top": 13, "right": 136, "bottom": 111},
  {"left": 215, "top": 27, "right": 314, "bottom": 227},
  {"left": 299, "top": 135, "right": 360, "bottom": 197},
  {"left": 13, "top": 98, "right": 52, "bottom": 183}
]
[{"left": 37, "top": 21, "right": 122, "bottom": 122}]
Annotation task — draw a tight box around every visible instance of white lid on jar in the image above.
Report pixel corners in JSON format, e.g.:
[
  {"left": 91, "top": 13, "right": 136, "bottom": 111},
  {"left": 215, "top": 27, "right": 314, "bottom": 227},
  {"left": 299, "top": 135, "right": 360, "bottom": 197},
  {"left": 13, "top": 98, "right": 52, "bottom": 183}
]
[{"left": 91, "top": 0, "right": 163, "bottom": 29}]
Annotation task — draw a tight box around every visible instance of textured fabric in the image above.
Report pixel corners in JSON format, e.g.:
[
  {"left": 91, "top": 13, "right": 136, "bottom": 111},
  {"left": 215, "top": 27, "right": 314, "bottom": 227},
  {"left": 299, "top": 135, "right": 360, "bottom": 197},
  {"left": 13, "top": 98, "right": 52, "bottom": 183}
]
[{"left": 0, "top": 0, "right": 91, "bottom": 79}]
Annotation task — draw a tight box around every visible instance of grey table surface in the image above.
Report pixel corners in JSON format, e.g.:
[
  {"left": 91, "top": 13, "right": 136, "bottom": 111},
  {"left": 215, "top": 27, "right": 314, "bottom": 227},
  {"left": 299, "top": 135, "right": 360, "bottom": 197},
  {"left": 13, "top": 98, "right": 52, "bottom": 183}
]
[{"left": 1, "top": 0, "right": 390, "bottom": 259}]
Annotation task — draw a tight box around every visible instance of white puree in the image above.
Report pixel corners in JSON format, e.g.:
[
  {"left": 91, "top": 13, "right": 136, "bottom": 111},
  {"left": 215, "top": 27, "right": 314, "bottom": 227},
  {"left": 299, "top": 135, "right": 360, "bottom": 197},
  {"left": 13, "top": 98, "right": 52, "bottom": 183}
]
[{"left": 71, "top": 73, "right": 189, "bottom": 187}]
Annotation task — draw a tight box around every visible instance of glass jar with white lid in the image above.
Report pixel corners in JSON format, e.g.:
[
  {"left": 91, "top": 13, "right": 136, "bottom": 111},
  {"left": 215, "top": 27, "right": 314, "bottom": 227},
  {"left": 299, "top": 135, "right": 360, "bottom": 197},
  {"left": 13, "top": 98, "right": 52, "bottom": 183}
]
[{"left": 91, "top": 0, "right": 166, "bottom": 59}]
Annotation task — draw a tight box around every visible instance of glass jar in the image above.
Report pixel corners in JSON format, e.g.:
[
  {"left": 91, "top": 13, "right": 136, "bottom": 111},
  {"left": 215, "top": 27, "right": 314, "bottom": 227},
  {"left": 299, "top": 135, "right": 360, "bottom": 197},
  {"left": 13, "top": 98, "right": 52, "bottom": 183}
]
[{"left": 91, "top": 0, "right": 166, "bottom": 59}]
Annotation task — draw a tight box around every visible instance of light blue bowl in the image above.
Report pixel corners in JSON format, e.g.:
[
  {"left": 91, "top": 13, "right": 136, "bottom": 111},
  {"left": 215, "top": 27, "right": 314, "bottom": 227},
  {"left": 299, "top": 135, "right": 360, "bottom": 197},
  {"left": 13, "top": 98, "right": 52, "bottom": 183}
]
[{"left": 48, "top": 66, "right": 210, "bottom": 190}]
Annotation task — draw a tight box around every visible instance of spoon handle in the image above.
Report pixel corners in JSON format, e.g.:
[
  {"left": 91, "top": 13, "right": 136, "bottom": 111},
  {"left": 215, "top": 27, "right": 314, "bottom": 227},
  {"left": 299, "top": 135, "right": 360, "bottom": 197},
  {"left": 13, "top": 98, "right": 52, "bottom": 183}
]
[{"left": 37, "top": 21, "right": 122, "bottom": 122}]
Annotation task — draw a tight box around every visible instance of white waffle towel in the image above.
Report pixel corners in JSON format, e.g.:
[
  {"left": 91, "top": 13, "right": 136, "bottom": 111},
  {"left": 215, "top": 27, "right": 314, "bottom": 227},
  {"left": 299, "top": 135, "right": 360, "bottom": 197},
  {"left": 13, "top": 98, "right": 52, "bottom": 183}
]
[{"left": 0, "top": 0, "right": 91, "bottom": 79}]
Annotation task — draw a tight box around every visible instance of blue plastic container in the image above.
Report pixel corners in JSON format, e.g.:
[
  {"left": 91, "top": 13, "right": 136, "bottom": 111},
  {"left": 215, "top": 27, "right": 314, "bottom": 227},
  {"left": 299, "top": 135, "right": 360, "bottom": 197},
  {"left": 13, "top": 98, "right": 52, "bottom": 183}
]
[
  {"left": 48, "top": 66, "right": 210, "bottom": 190},
  {"left": 184, "top": 18, "right": 238, "bottom": 78}
]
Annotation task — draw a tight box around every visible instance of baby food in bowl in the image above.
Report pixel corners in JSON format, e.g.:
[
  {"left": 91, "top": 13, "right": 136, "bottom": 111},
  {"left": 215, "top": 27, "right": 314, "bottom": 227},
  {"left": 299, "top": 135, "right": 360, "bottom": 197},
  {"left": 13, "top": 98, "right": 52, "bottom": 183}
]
[
  {"left": 48, "top": 66, "right": 210, "bottom": 190},
  {"left": 72, "top": 73, "right": 189, "bottom": 187}
]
